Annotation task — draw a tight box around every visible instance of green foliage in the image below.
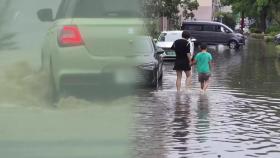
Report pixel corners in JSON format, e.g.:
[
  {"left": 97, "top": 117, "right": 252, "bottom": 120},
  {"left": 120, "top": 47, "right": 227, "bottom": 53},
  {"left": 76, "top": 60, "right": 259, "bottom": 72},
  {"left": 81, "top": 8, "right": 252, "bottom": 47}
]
[
  {"left": 250, "top": 28, "right": 262, "bottom": 34},
  {"left": 276, "top": 46, "right": 280, "bottom": 60},
  {"left": 276, "top": 45, "right": 280, "bottom": 51},
  {"left": 266, "top": 25, "right": 280, "bottom": 35},
  {"left": 145, "top": 19, "right": 161, "bottom": 38},
  {"left": 181, "top": 0, "right": 199, "bottom": 19},
  {"left": 222, "top": 0, "right": 280, "bottom": 32},
  {"left": 264, "top": 35, "right": 274, "bottom": 43},
  {"left": 216, "top": 12, "right": 236, "bottom": 29},
  {"left": 143, "top": 0, "right": 199, "bottom": 35}
]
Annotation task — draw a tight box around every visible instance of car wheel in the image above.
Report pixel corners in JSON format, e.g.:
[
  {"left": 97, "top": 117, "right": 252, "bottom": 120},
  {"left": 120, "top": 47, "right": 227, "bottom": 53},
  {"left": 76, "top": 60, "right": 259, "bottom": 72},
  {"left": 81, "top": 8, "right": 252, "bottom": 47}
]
[
  {"left": 152, "top": 71, "right": 159, "bottom": 88},
  {"left": 159, "top": 66, "right": 163, "bottom": 81},
  {"left": 228, "top": 40, "right": 239, "bottom": 49}
]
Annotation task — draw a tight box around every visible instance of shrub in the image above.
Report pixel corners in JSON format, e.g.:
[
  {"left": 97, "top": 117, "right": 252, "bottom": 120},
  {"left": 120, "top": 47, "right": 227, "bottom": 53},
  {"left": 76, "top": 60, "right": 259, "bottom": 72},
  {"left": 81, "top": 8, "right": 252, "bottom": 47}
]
[
  {"left": 276, "top": 45, "right": 280, "bottom": 58},
  {"left": 215, "top": 12, "right": 236, "bottom": 29},
  {"left": 276, "top": 45, "right": 280, "bottom": 51},
  {"left": 222, "top": 13, "right": 236, "bottom": 30},
  {"left": 264, "top": 36, "right": 274, "bottom": 42},
  {"left": 266, "top": 25, "right": 280, "bottom": 34},
  {"left": 250, "top": 27, "right": 262, "bottom": 33}
]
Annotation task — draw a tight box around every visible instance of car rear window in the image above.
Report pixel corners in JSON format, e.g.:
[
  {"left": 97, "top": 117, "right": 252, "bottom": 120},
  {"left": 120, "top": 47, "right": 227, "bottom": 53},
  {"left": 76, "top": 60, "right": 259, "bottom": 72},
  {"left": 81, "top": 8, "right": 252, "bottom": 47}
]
[
  {"left": 56, "top": 0, "right": 141, "bottom": 19},
  {"left": 158, "top": 32, "right": 181, "bottom": 42}
]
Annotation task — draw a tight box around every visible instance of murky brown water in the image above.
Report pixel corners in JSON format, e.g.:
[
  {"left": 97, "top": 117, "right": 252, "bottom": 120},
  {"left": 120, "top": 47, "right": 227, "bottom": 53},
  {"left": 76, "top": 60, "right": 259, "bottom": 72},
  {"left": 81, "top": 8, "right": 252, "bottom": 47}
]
[{"left": 134, "top": 39, "right": 280, "bottom": 158}]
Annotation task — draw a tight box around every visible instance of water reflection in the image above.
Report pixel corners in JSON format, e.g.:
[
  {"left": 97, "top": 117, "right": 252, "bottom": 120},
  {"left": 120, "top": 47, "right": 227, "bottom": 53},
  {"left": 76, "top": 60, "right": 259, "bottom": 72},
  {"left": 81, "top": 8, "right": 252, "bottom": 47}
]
[
  {"left": 227, "top": 39, "right": 280, "bottom": 97},
  {"left": 195, "top": 94, "right": 209, "bottom": 144},
  {"left": 171, "top": 93, "right": 191, "bottom": 154},
  {"left": 274, "top": 59, "right": 280, "bottom": 77},
  {"left": 135, "top": 39, "right": 280, "bottom": 158},
  {"left": 0, "top": 0, "right": 17, "bottom": 50}
]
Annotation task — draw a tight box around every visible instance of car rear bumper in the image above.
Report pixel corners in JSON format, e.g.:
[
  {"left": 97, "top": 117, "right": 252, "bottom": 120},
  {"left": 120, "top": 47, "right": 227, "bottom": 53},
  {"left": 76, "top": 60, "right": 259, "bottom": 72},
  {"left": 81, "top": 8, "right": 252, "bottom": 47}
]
[
  {"left": 161, "top": 48, "right": 176, "bottom": 60},
  {"left": 50, "top": 47, "right": 157, "bottom": 90},
  {"left": 162, "top": 55, "right": 176, "bottom": 60},
  {"left": 56, "top": 67, "right": 155, "bottom": 91}
]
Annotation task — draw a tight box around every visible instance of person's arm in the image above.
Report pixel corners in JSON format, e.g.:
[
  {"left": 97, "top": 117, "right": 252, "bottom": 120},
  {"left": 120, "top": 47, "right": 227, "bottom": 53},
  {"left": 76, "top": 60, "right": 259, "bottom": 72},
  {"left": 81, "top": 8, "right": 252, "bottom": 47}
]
[
  {"left": 208, "top": 54, "right": 213, "bottom": 71},
  {"left": 186, "top": 41, "right": 192, "bottom": 65},
  {"left": 191, "top": 59, "right": 197, "bottom": 66},
  {"left": 187, "top": 53, "right": 192, "bottom": 65},
  {"left": 191, "top": 53, "right": 197, "bottom": 66},
  {"left": 209, "top": 61, "right": 213, "bottom": 70},
  {"left": 190, "top": 41, "right": 194, "bottom": 57}
]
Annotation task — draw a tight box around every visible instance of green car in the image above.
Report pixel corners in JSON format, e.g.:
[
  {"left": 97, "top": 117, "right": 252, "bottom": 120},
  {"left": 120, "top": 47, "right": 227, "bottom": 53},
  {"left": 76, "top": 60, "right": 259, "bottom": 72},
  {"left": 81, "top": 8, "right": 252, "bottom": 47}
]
[{"left": 37, "top": 0, "right": 163, "bottom": 98}]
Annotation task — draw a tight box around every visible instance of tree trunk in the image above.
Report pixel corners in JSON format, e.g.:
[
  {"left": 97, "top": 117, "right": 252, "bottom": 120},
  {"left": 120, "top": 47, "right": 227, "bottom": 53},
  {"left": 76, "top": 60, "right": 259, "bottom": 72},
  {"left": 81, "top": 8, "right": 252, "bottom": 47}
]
[
  {"left": 240, "top": 11, "right": 245, "bottom": 34},
  {"left": 259, "top": 7, "right": 268, "bottom": 33}
]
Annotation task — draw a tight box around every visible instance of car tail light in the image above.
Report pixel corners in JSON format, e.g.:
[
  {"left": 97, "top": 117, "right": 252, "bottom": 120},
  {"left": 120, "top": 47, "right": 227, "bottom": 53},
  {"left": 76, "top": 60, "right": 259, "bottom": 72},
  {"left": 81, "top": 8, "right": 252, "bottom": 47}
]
[{"left": 58, "top": 25, "right": 84, "bottom": 47}]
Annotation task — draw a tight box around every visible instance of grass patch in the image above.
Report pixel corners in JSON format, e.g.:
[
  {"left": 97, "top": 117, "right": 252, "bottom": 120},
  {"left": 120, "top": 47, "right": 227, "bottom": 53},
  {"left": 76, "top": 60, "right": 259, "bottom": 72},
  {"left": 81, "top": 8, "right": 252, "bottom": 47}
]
[
  {"left": 250, "top": 33, "right": 264, "bottom": 39},
  {"left": 264, "top": 35, "right": 274, "bottom": 43},
  {"left": 276, "top": 45, "right": 280, "bottom": 58}
]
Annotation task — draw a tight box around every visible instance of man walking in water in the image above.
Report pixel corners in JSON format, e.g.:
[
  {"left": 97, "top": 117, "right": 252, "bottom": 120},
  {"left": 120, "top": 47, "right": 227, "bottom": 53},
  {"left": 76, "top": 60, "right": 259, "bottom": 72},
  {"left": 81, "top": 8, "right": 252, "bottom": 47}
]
[
  {"left": 171, "top": 31, "right": 192, "bottom": 92},
  {"left": 192, "top": 43, "right": 213, "bottom": 92}
]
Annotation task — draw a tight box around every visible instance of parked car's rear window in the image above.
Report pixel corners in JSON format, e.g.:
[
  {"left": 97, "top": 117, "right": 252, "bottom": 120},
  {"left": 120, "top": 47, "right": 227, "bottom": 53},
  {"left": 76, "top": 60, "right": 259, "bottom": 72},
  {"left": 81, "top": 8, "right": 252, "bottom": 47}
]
[
  {"left": 158, "top": 33, "right": 181, "bottom": 42},
  {"left": 56, "top": 0, "right": 141, "bottom": 19}
]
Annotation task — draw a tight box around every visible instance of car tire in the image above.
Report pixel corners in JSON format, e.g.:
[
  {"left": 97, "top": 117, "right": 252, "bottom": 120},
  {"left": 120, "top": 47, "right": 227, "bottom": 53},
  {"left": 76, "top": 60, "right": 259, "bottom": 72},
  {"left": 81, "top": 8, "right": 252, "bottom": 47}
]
[
  {"left": 152, "top": 71, "right": 159, "bottom": 88},
  {"left": 228, "top": 40, "right": 239, "bottom": 49},
  {"left": 159, "top": 66, "right": 163, "bottom": 81}
]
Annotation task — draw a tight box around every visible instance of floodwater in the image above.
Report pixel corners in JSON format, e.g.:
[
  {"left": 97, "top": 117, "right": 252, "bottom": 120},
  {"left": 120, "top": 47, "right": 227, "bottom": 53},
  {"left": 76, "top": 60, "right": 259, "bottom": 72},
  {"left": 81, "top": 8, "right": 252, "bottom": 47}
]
[
  {"left": 0, "top": 1, "right": 133, "bottom": 158},
  {"left": 1, "top": 1, "right": 280, "bottom": 158},
  {"left": 134, "top": 40, "right": 280, "bottom": 158}
]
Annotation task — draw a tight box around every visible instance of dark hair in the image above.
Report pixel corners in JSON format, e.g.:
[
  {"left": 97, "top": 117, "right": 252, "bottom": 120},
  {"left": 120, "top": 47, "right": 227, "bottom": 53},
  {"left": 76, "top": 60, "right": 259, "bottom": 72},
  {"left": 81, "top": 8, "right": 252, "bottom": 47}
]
[
  {"left": 182, "top": 30, "right": 190, "bottom": 39},
  {"left": 200, "top": 43, "right": 207, "bottom": 50}
]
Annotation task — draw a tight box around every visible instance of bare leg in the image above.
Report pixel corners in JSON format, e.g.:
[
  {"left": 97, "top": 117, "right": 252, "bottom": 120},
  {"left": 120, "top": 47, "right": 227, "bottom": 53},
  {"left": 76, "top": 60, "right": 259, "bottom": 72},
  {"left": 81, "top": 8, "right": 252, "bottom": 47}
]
[
  {"left": 176, "top": 71, "right": 183, "bottom": 92},
  {"left": 200, "top": 81, "right": 204, "bottom": 90},
  {"left": 185, "top": 70, "right": 192, "bottom": 88},
  {"left": 203, "top": 80, "right": 210, "bottom": 92}
]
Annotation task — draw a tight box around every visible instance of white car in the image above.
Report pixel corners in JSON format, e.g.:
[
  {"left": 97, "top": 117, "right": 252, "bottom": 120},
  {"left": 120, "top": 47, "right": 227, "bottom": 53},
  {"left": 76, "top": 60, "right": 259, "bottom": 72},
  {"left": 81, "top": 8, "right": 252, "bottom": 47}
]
[{"left": 156, "top": 30, "right": 195, "bottom": 60}]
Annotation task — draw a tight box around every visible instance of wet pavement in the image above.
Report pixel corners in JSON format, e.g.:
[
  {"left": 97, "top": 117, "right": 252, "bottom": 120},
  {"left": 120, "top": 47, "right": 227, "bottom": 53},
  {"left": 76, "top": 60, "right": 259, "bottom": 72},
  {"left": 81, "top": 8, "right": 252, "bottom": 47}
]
[
  {"left": 1, "top": 1, "right": 280, "bottom": 158},
  {"left": 134, "top": 39, "right": 280, "bottom": 158}
]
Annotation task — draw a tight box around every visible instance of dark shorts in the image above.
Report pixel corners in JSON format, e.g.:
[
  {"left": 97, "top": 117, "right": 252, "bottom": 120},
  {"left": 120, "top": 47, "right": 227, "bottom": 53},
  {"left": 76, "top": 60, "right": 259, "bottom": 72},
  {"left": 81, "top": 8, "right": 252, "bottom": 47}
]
[
  {"left": 198, "top": 73, "right": 211, "bottom": 82},
  {"left": 173, "top": 60, "right": 191, "bottom": 71}
]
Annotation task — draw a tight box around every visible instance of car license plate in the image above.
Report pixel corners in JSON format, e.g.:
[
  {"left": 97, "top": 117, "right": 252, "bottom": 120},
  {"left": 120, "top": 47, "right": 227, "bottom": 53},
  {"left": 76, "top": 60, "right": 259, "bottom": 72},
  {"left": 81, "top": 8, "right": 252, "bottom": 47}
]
[
  {"left": 165, "top": 51, "right": 175, "bottom": 56},
  {"left": 115, "top": 70, "right": 137, "bottom": 84}
]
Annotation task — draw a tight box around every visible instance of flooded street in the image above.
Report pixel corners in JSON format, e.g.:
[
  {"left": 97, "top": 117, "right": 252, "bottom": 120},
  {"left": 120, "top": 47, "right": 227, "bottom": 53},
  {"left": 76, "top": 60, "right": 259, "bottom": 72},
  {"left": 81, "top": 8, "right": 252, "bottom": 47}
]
[
  {"left": 135, "top": 39, "right": 280, "bottom": 158},
  {"left": 0, "top": 1, "right": 133, "bottom": 158},
  {"left": 1, "top": 1, "right": 280, "bottom": 158}
]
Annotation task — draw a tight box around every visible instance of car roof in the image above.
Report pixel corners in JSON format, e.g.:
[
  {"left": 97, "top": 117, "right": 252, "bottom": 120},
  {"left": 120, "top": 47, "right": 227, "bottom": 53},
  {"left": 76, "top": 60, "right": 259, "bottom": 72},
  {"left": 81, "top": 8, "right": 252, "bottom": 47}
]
[
  {"left": 161, "top": 30, "right": 183, "bottom": 34},
  {"left": 182, "top": 21, "right": 223, "bottom": 25}
]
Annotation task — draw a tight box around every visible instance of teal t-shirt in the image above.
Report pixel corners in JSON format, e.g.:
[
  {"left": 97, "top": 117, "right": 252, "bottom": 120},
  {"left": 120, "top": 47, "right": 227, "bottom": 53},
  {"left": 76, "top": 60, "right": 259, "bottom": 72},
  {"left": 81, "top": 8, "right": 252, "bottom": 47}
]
[{"left": 194, "top": 52, "right": 213, "bottom": 73}]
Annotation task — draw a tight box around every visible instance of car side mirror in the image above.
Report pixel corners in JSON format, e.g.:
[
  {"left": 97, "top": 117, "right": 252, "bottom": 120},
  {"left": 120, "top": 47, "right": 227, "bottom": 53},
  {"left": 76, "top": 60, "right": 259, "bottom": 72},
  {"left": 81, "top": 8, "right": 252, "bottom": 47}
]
[
  {"left": 153, "top": 39, "right": 158, "bottom": 43},
  {"left": 156, "top": 47, "right": 165, "bottom": 55},
  {"left": 37, "top": 8, "right": 53, "bottom": 22},
  {"left": 191, "top": 38, "right": 197, "bottom": 42}
]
